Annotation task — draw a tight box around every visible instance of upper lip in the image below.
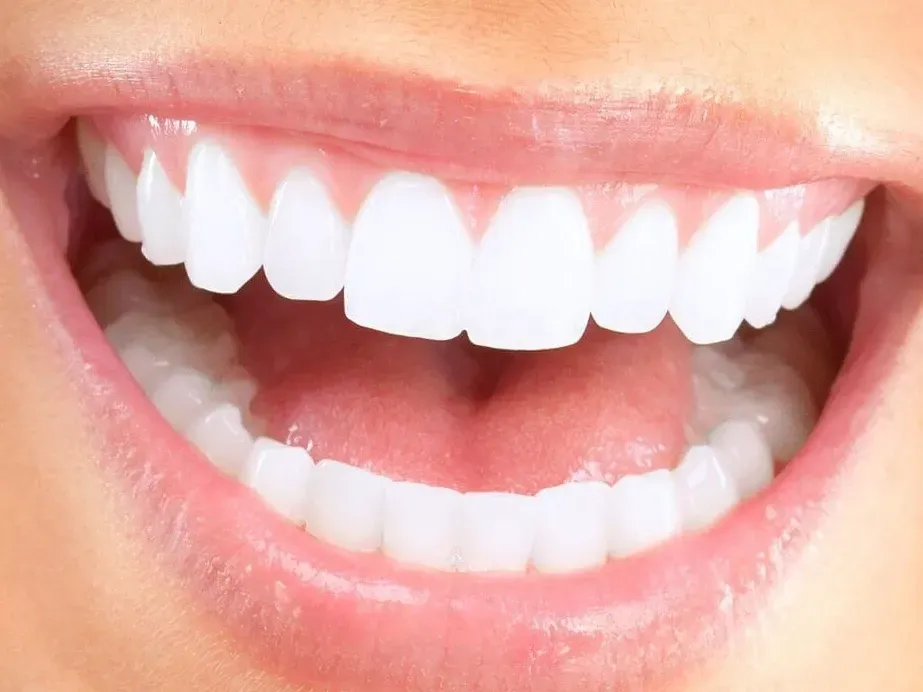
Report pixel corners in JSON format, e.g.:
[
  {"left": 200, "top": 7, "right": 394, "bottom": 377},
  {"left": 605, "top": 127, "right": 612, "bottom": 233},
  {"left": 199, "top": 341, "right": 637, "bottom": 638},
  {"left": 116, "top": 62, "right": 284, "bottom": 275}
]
[
  {"left": 1, "top": 53, "right": 909, "bottom": 189},
  {"left": 2, "top": 34, "right": 921, "bottom": 692}
]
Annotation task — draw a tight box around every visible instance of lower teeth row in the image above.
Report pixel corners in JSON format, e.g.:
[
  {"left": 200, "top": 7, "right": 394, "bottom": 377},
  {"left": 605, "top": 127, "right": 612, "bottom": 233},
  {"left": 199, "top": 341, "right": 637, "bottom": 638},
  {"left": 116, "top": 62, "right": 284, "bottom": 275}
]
[{"left": 84, "top": 247, "right": 824, "bottom": 575}]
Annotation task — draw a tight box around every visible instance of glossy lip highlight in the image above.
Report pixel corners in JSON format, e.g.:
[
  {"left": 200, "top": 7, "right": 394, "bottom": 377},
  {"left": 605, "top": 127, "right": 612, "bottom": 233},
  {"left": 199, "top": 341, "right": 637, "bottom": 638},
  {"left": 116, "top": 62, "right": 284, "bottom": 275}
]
[
  {"left": 2, "top": 117, "right": 913, "bottom": 691},
  {"left": 0, "top": 47, "right": 916, "bottom": 684},
  {"left": 0, "top": 54, "right": 905, "bottom": 189},
  {"left": 57, "top": 195, "right": 904, "bottom": 690}
]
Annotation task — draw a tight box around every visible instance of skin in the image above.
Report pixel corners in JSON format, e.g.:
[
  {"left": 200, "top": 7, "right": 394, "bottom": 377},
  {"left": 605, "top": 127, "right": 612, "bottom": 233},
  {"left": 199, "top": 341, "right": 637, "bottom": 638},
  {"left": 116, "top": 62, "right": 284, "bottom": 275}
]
[{"left": 1, "top": 0, "right": 923, "bottom": 689}]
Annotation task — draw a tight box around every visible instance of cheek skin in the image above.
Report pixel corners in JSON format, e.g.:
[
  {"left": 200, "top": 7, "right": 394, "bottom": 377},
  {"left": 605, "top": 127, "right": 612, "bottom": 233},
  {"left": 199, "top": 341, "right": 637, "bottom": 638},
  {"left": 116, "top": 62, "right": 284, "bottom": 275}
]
[
  {"left": 0, "top": 188, "right": 922, "bottom": 691},
  {"left": 1, "top": 0, "right": 923, "bottom": 688},
  {"left": 0, "top": 198, "right": 287, "bottom": 692}
]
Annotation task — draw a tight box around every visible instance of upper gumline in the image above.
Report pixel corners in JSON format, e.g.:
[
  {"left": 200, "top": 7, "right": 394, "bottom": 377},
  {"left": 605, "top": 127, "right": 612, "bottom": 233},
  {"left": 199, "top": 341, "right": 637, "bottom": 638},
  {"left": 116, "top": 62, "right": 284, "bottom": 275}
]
[{"left": 90, "top": 116, "right": 874, "bottom": 249}]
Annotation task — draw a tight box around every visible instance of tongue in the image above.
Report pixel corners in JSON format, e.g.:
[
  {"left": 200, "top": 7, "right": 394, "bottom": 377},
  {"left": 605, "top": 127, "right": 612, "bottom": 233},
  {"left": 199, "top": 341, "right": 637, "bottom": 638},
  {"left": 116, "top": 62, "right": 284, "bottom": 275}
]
[{"left": 226, "top": 283, "right": 694, "bottom": 494}]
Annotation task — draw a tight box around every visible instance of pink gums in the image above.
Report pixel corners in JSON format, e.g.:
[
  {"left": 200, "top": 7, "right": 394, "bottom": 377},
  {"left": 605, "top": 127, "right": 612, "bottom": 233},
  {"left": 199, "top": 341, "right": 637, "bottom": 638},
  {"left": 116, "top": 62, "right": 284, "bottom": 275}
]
[{"left": 93, "top": 116, "right": 873, "bottom": 248}]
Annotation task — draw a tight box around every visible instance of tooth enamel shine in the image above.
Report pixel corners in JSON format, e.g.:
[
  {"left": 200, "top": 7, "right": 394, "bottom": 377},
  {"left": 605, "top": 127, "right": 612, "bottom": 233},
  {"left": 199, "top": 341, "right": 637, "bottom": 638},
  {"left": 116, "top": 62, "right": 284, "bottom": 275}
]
[
  {"left": 466, "top": 187, "right": 594, "bottom": 351},
  {"left": 345, "top": 173, "right": 473, "bottom": 340},
  {"left": 669, "top": 194, "right": 759, "bottom": 345},
  {"left": 183, "top": 141, "right": 267, "bottom": 294},
  {"left": 592, "top": 201, "right": 679, "bottom": 334},
  {"left": 265, "top": 169, "right": 351, "bottom": 301},
  {"left": 137, "top": 150, "right": 187, "bottom": 266},
  {"left": 91, "top": 261, "right": 832, "bottom": 573}
]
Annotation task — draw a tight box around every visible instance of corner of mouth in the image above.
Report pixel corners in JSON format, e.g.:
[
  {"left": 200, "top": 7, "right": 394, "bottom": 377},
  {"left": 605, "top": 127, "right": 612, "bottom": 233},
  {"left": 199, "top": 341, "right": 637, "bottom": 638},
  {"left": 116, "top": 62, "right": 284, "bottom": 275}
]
[{"left": 1, "top": 72, "right": 919, "bottom": 688}]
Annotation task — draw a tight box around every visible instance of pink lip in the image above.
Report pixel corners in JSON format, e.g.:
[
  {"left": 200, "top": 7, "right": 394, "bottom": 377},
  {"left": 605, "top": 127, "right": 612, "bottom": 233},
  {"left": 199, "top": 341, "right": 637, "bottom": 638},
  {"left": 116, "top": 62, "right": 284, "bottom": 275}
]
[
  {"left": 52, "top": 220, "right": 903, "bottom": 690},
  {"left": 1, "top": 56, "right": 919, "bottom": 689},
  {"left": 2, "top": 55, "right": 905, "bottom": 188}
]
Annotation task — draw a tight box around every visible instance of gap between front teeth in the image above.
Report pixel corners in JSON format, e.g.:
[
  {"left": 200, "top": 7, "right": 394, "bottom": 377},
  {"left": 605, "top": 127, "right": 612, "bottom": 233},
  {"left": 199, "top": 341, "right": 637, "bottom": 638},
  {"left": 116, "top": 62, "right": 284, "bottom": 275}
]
[
  {"left": 86, "top": 263, "right": 821, "bottom": 575},
  {"left": 77, "top": 123, "right": 868, "bottom": 351}
]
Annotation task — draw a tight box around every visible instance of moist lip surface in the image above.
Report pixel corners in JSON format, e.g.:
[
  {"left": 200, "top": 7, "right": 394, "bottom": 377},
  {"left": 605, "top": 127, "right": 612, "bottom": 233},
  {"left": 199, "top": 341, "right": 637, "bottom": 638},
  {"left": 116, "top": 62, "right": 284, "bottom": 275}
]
[{"left": 1, "top": 68, "right": 919, "bottom": 690}]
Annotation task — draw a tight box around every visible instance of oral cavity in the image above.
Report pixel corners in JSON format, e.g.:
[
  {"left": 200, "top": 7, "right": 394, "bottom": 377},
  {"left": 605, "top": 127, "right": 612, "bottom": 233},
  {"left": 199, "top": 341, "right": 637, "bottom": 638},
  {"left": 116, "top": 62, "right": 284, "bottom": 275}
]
[
  {"left": 77, "top": 117, "right": 869, "bottom": 350},
  {"left": 81, "top": 242, "right": 835, "bottom": 575}
]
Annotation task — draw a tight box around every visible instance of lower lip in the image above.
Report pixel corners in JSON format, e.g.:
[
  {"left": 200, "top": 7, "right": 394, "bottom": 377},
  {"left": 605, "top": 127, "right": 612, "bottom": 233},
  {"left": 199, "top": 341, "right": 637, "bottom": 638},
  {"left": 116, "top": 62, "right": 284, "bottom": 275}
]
[{"left": 10, "top": 146, "right": 911, "bottom": 690}]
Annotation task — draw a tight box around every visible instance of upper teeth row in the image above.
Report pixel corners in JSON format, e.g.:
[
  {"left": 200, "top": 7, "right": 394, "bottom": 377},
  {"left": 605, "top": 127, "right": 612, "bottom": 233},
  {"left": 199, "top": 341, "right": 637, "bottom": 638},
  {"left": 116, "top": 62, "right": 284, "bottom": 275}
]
[
  {"left": 78, "top": 122, "right": 866, "bottom": 350},
  {"left": 86, "top": 259, "right": 818, "bottom": 574}
]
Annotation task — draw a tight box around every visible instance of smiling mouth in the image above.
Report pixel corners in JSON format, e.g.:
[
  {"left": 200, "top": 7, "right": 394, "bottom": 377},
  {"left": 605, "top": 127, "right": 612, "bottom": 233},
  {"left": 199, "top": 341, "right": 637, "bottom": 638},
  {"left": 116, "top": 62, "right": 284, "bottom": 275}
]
[{"left": 2, "top": 68, "right": 920, "bottom": 688}]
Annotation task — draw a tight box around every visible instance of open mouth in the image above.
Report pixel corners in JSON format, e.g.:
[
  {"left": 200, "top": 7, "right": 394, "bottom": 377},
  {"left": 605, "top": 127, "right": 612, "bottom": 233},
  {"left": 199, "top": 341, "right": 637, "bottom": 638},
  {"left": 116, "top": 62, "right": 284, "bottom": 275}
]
[{"left": 2, "top": 85, "right": 920, "bottom": 689}]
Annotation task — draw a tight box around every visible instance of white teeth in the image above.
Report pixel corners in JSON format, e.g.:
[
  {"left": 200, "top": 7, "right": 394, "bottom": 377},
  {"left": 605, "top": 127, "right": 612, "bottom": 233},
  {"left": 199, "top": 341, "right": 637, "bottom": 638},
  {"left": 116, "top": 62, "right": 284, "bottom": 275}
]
[
  {"left": 264, "top": 169, "right": 351, "bottom": 301},
  {"left": 782, "top": 218, "right": 829, "bottom": 310},
  {"left": 137, "top": 150, "right": 186, "bottom": 266},
  {"left": 669, "top": 194, "right": 759, "bottom": 345},
  {"left": 745, "top": 222, "right": 801, "bottom": 329},
  {"left": 673, "top": 445, "right": 739, "bottom": 531},
  {"left": 465, "top": 187, "right": 594, "bottom": 350},
  {"left": 303, "top": 460, "right": 389, "bottom": 552},
  {"left": 104, "top": 146, "right": 143, "bottom": 243},
  {"left": 345, "top": 173, "right": 473, "bottom": 340},
  {"left": 184, "top": 403, "right": 254, "bottom": 475},
  {"left": 708, "top": 420, "right": 774, "bottom": 499},
  {"left": 150, "top": 366, "right": 214, "bottom": 430},
  {"left": 691, "top": 347, "right": 817, "bottom": 463},
  {"left": 76, "top": 121, "right": 110, "bottom": 207},
  {"left": 458, "top": 492, "right": 537, "bottom": 573},
  {"left": 183, "top": 141, "right": 267, "bottom": 294},
  {"left": 382, "top": 481, "right": 461, "bottom": 570},
  {"left": 592, "top": 201, "right": 679, "bottom": 333},
  {"left": 606, "top": 470, "right": 680, "bottom": 557},
  {"left": 816, "top": 199, "right": 865, "bottom": 283},
  {"left": 85, "top": 269, "right": 169, "bottom": 326},
  {"left": 241, "top": 437, "right": 315, "bottom": 520},
  {"left": 531, "top": 481, "right": 609, "bottom": 573},
  {"left": 727, "top": 375, "right": 816, "bottom": 463},
  {"left": 98, "top": 280, "right": 820, "bottom": 574},
  {"left": 118, "top": 342, "right": 172, "bottom": 392},
  {"left": 85, "top": 116, "right": 866, "bottom": 351},
  {"left": 213, "top": 370, "right": 258, "bottom": 411}
]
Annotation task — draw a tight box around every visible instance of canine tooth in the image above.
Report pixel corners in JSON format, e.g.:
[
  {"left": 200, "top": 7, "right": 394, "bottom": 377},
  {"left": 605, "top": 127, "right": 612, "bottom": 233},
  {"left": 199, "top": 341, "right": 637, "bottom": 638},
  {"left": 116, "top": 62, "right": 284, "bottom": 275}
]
[
  {"left": 185, "top": 402, "right": 254, "bottom": 475},
  {"left": 674, "top": 445, "right": 739, "bottom": 531},
  {"left": 607, "top": 470, "right": 680, "bottom": 557},
  {"left": 458, "top": 492, "right": 537, "bottom": 573},
  {"left": 532, "top": 481, "right": 609, "bottom": 573},
  {"left": 382, "top": 481, "right": 462, "bottom": 570},
  {"left": 241, "top": 438, "right": 315, "bottom": 520},
  {"left": 303, "top": 460, "right": 389, "bottom": 552},
  {"left": 150, "top": 366, "right": 214, "bottom": 430},
  {"left": 344, "top": 172, "right": 472, "bottom": 340},
  {"left": 184, "top": 141, "right": 267, "bottom": 294},
  {"left": 137, "top": 150, "right": 186, "bottom": 266},
  {"left": 816, "top": 199, "right": 865, "bottom": 283},
  {"left": 745, "top": 222, "right": 800, "bottom": 328},
  {"left": 119, "top": 342, "right": 172, "bottom": 392},
  {"left": 264, "top": 169, "right": 351, "bottom": 301},
  {"left": 76, "top": 120, "right": 109, "bottom": 207},
  {"left": 593, "top": 201, "right": 678, "bottom": 333},
  {"left": 782, "top": 217, "right": 830, "bottom": 310},
  {"left": 708, "top": 419, "right": 774, "bottom": 499},
  {"left": 466, "top": 187, "right": 594, "bottom": 350},
  {"left": 104, "top": 146, "right": 143, "bottom": 243},
  {"left": 670, "top": 194, "right": 759, "bottom": 345}
]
